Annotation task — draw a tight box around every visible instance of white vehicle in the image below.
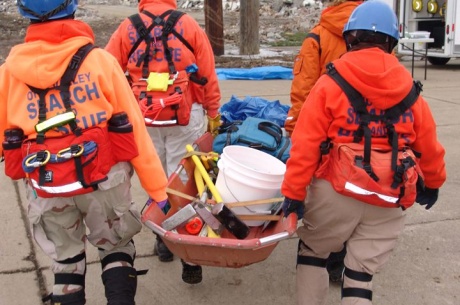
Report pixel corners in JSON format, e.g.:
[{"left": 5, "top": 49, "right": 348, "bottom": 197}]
[{"left": 398, "top": 0, "right": 458, "bottom": 65}]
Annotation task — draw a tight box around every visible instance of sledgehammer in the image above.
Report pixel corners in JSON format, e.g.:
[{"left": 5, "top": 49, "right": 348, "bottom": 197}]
[{"left": 185, "top": 145, "right": 250, "bottom": 240}]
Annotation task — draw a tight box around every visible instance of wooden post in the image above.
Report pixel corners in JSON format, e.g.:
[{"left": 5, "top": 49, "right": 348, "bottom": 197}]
[
  {"left": 204, "top": 0, "right": 224, "bottom": 56},
  {"left": 239, "top": 0, "right": 260, "bottom": 55}
]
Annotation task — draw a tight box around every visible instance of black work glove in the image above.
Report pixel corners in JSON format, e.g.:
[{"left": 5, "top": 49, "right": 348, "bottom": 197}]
[
  {"left": 416, "top": 187, "right": 439, "bottom": 210},
  {"left": 282, "top": 197, "right": 305, "bottom": 219}
]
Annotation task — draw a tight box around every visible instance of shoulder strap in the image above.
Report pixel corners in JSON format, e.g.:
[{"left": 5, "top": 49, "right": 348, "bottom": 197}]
[
  {"left": 162, "top": 10, "right": 194, "bottom": 53},
  {"left": 384, "top": 81, "right": 422, "bottom": 120},
  {"left": 127, "top": 10, "right": 194, "bottom": 76},
  {"left": 306, "top": 32, "right": 321, "bottom": 56},
  {"left": 127, "top": 13, "right": 150, "bottom": 60},
  {"left": 28, "top": 43, "right": 96, "bottom": 143},
  {"left": 159, "top": 10, "right": 193, "bottom": 74},
  {"left": 326, "top": 63, "right": 369, "bottom": 144}
]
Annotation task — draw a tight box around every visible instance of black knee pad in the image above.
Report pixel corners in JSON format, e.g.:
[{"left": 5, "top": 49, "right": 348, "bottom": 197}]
[
  {"left": 42, "top": 253, "right": 86, "bottom": 304},
  {"left": 341, "top": 267, "right": 373, "bottom": 301},
  {"left": 296, "top": 240, "right": 328, "bottom": 268},
  {"left": 101, "top": 252, "right": 134, "bottom": 270}
]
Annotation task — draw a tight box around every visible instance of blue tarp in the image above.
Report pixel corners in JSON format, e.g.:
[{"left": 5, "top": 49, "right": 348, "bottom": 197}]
[
  {"left": 220, "top": 95, "right": 290, "bottom": 127},
  {"left": 216, "top": 66, "right": 293, "bottom": 80}
]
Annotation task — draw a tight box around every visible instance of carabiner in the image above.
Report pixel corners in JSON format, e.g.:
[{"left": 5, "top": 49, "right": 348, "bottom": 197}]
[
  {"left": 25, "top": 150, "right": 51, "bottom": 168},
  {"left": 56, "top": 144, "right": 84, "bottom": 159}
]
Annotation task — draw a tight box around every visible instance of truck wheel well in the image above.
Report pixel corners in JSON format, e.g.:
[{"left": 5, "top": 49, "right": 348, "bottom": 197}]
[{"left": 427, "top": 57, "right": 450, "bottom": 65}]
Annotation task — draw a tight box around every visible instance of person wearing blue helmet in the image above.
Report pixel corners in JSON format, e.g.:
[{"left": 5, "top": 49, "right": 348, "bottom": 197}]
[
  {"left": 2, "top": 1, "right": 170, "bottom": 304},
  {"left": 282, "top": 0, "right": 446, "bottom": 304}
]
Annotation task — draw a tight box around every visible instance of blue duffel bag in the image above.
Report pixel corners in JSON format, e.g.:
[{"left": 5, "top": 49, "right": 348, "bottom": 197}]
[{"left": 213, "top": 117, "right": 291, "bottom": 163}]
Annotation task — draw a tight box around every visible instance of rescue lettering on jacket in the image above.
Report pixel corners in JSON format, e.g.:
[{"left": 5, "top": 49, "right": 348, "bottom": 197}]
[
  {"left": 25, "top": 71, "right": 107, "bottom": 133},
  {"left": 337, "top": 105, "right": 414, "bottom": 141},
  {"left": 127, "top": 20, "right": 185, "bottom": 64}
]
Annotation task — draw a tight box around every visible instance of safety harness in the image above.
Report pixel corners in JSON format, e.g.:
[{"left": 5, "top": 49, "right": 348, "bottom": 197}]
[
  {"left": 323, "top": 63, "right": 422, "bottom": 204},
  {"left": 305, "top": 32, "right": 322, "bottom": 56},
  {"left": 127, "top": 10, "right": 207, "bottom": 127},
  {"left": 127, "top": 9, "right": 207, "bottom": 85},
  {"left": 25, "top": 44, "right": 97, "bottom": 189}
]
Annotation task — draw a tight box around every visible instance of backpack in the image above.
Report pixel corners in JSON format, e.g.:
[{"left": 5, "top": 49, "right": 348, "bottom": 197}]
[
  {"left": 318, "top": 63, "right": 424, "bottom": 209},
  {"left": 212, "top": 117, "right": 291, "bottom": 163},
  {"left": 8, "top": 44, "right": 138, "bottom": 197},
  {"left": 127, "top": 10, "right": 207, "bottom": 127}
]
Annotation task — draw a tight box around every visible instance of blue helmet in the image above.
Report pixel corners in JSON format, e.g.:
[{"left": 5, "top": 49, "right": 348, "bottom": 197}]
[
  {"left": 17, "top": 0, "right": 78, "bottom": 21},
  {"left": 343, "top": 0, "right": 399, "bottom": 42}
]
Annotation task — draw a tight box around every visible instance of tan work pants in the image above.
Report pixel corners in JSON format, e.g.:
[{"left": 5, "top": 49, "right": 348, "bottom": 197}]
[
  {"left": 26, "top": 162, "right": 142, "bottom": 295},
  {"left": 148, "top": 103, "right": 206, "bottom": 181},
  {"left": 296, "top": 179, "right": 405, "bottom": 305}
]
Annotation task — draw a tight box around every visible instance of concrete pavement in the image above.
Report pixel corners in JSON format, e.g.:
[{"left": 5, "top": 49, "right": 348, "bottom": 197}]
[{"left": 1, "top": 58, "right": 459, "bottom": 305}]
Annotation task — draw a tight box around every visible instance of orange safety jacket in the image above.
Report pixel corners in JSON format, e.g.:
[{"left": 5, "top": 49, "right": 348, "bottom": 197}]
[
  {"left": 0, "top": 19, "right": 168, "bottom": 201},
  {"left": 105, "top": 0, "right": 221, "bottom": 118},
  {"left": 282, "top": 47, "right": 446, "bottom": 202},
  {"left": 285, "top": 1, "right": 362, "bottom": 134}
]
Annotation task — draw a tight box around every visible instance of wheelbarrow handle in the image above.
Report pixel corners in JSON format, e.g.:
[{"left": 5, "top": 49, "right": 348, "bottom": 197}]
[{"left": 143, "top": 220, "right": 167, "bottom": 236}]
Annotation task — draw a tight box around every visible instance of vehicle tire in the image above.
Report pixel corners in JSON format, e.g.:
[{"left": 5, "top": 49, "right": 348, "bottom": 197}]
[{"left": 427, "top": 57, "right": 450, "bottom": 65}]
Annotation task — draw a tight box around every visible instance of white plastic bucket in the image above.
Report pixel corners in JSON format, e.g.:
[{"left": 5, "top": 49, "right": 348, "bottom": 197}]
[{"left": 215, "top": 146, "right": 286, "bottom": 226}]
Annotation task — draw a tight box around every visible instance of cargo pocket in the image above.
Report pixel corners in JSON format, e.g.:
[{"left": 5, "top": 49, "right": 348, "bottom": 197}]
[
  {"left": 108, "top": 113, "right": 139, "bottom": 163},
  {"left": 293, "top": 55, "right": 304, "bottom": 75}
]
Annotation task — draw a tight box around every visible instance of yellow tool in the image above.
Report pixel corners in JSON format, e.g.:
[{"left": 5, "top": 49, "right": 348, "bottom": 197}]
[
  {"left": 194, "top": 166, "right": 221, "bottom": 238},
  {"left": 194, "top": 166, "right": 205, "bottom": 196},
  {"left": 186, "top": 145, "right": 222, "bottom": 202},
  {"left": 185, "top": 145, "right": 249, "bottom": 239}
]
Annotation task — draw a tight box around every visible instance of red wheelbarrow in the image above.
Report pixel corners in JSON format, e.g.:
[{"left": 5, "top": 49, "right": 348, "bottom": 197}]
[{"left": 141, "top": 132, "right": 297, "bottom": 268}]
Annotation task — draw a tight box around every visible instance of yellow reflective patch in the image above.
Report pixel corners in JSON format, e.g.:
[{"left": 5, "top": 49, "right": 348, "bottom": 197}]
[
  {"left": 147, "top": 72, "right": 170, "bottom": 92},
  {"left": 35, "top": 111, "right": 76, "bottom": 133}
]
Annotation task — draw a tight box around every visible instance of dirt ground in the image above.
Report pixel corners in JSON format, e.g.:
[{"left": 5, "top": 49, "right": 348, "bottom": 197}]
[{"left": 0, "top": 7, "right": 296, "bottom": 68}]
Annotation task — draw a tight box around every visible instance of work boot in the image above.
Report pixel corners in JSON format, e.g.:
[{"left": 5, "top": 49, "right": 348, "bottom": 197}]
[
  {"left": 102, "top": 266, "right": 137, "bottom": 305},
  {"left": 181, "top": 260, "right": 202, "bottom": 284},
  {"left": 153, "top": 235, "right": 173, "bottom": 262}
]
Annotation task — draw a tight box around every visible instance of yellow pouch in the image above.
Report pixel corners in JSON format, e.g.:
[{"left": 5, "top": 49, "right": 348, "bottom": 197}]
[{"left": 146, "top": 72, "right": 171, "bottom": 92}]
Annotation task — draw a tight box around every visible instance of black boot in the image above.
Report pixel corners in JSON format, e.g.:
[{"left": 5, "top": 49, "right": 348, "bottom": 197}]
[
  {"left": 102, "top": 267, "right": 137, "bottom": 305},
  {"left": 181, "top": 260, "right": 202, "bottom": 284},
  {"left": 153, "top": 235, "right": 173, "bottom": 262},
  {"left": 51, "top": 289, "right": 86, "bottom": 305}
]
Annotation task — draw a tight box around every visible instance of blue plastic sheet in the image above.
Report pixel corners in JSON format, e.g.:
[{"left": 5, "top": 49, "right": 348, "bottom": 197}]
[
  {"left": 220, "top": 95, "right": 290, "bottom": 127},
  {"left": 216, "top": 66, "right": 293, "bottom": 80}
]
